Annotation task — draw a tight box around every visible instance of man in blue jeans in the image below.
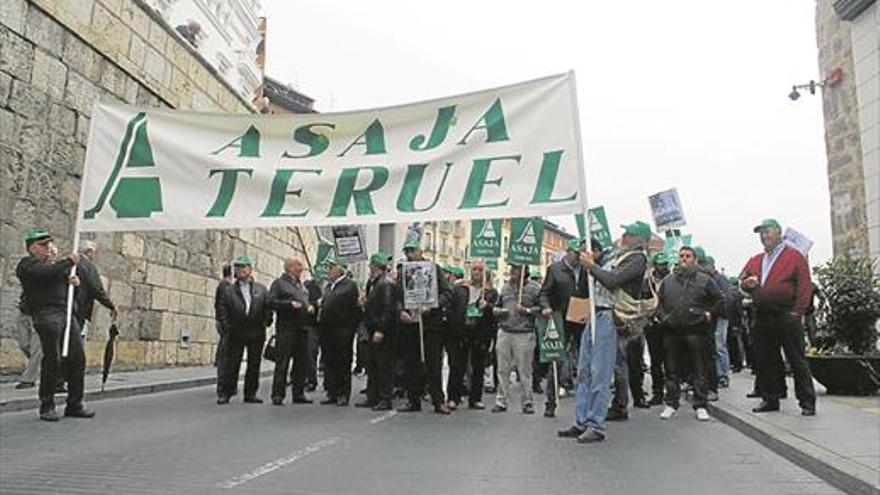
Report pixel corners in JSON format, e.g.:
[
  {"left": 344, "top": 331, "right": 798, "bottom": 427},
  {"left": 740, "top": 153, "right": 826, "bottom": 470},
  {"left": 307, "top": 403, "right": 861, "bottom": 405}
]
[{"left": 557, "top": 221, "right": 650, "bottom": 443}]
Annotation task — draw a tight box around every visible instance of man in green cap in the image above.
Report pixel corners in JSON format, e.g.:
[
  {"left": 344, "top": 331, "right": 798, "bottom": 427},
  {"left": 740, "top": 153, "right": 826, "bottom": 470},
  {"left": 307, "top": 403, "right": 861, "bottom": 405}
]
[
  {"left": 215, "top": 255, "right": 272, "bottom": 404},
  {"left": 15, "top": 229, "right": 91, "bottom": 421},
  {"left": 645, "top": 251, "right": 673, "bottom": 406},
  {"left": 396, "top": 241, "right": 453, "bottom": 414},
  {"left": 318, "top": 255, "right": 361, "bottom": 406},
  {"left": 538, "top": 237, "right": 589, "bottom": 417},
  {"left": 357, "top": 252, "right": 396, "bottom": 410},
  {"left": 443, "top": 264, "right": 469, "bottom": 410},
  {"left": 740, "top": 219, "right": 816, "bottom": 416}
]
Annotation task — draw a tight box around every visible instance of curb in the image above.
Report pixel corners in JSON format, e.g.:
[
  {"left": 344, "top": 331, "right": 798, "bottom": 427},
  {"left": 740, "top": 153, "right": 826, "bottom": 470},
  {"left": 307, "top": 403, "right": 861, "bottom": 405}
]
[
  {"left": 708, "top": 401, "right": 879, "bottom": 495},
  {"left": 0, "top": 370, "right": 273, "bottom": 415}
]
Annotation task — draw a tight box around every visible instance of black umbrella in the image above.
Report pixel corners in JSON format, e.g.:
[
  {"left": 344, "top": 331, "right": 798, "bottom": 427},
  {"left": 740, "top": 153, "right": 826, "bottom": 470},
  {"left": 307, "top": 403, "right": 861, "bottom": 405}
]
[{"left": 101, "top": 323, "right": 119, "bottom": 392}]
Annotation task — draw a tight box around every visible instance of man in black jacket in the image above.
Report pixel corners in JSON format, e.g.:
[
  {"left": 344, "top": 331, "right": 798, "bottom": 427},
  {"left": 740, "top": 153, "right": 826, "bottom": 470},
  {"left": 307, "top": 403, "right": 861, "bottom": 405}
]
[
  {"left": 216, "top": 256, "right": 272, "bottom": 404},
  {"left": 213, "top": 264, "right": 234, "bottom": 398},
  {"left": 396, "top": 241, "right": 454, "bottom": 414},
  {"left": 443, "top": 264, "right": 469, "bottom": 410},
  {"left": 74, "top": 240, "right": 117, "bottom": 336},
  {"left": 319, "top": 256, "right": 361, "bottom": 406},
  {"left": 539, "top": 237, "right": 589, "bottom": 417},
  {"left": 268, "top": 257, "right": 315, "bottom": 405},
  {"left": 458, "top": 261, "right": 498, "bottom": 410},
  {"left": 15, "top": 229, "right": 92, "bottom": 421},
  {"left": 656, "top": 246, "right": 722, "bottom": 421},
  {"left": 645, "top": 252, "right": 672, "bottom": 406},
  {"left": 356, "top": 252, "right": 396, "bottom": 410},
  {"left": 303, "top": 276, "right": 323, "bottom": 392}
]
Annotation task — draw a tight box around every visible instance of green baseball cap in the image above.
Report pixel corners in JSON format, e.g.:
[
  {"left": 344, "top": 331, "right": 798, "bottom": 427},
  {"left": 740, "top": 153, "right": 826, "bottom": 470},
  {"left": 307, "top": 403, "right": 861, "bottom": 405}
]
[
  {"left": 403, "top": 239, "right": 421, "bottom": 251},
  {"left": 440, "top": 261, "right": 453, "bottom": 273},
  {"left": 693, "top": 246, "right": 707, "bottom": 261},
  {"left": 369, "top": 251, "right": 391, "bottom": 267},
  {"left": 451, "top": 266, "right": 465, "bottom": 278},
  {"left": 753, "top": 218, "right": 782, "bottom": 233},
  {"left": 326, "top": 255, "right": 348, "bottom": 269},
  {"left": 233, "top": 255, "right": 254, "bottom": 266},
  {"left": 566, "top": 237, "right": 585, "bottom": 252},
  {"left": 24, "top": 229, "right": 53, "bottom": 247},
  {"left": 621, "top": 221, "right": 652, "bottom": 242},
  {"left": 652, "top": 251, "right": 671, "bottom": 265}
]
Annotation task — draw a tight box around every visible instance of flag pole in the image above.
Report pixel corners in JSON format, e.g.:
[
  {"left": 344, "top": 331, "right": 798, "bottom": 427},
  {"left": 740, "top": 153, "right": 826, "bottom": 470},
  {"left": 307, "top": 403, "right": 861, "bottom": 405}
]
[
  {"left": 62, "top": 230, "right": 82, "bottom": 358},
  {"left": 517, "top": 267, "right": 525, "bottom": 304}
]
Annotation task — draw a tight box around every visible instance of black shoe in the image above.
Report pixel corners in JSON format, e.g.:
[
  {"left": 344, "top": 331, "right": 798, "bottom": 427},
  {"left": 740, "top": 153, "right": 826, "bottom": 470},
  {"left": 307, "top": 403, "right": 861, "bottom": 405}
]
[
  {"left": 320, "top": 397, "right": 337, "bottom": 405},
  {"left": 605, "top": 409, "right": 628, "bottom": 421},
  {"left": 577, "top": 429, "right": 605, "bottom": 444},
  {"left": 398, "top": 402, "right": 421, "bottom": 412},
  {"left": 522, "top": 403, "right": 535, "bottom": 415},
  {"left": 355, "top": 400, "right": 375, "bottom": 408},
  {"left": 801, "top": 407, "right": 816, "bottom": 416},
  {"left": 64, "top": 408, "right": 95, "bottom": 418},
  {"left": 491, "top": 404, "right": 507, "bottom": 413},
  {"left": 336, "top": 397, "right": 349, "bottom": 406},
  {"left": 291, "top": 396, "right": 313, "bottom": 404},
  {"left": 648, "top": 395, "right": 664, "bottom": 406},
  {"left": 217, "top": 396, "right": 230, "bottom": 405},
  {"left": 557, "top": 426, "right": 585, "bottom": 438},
  {"left": 746, "top": 391, "right": 761, "bottom": 399},
  {"left": 372, "top": 401, "right": 392, "bottom": 411},
  {"left": 272, "top": 397, "right": 283, "bottom": 406},
  {"left": 39, "top": 410, "right": 60, "bottom": 422},
  {"left": 633, "top": 398, "right": 650, "bottom": 409},
  {"left": 752, "top": 401, "right": 780, "bottom": 413},
  {"left": 468, "top": 401, "right": 486, "bottom": 410},
  {"left": 244, "top": 397, "right": 263, "bottom": 404},
  {"left": 15, "top": 381, "right": 35, "bottom": 389},
  {"left": 544, "top": 405, "right": 556, "bottom": 418}
]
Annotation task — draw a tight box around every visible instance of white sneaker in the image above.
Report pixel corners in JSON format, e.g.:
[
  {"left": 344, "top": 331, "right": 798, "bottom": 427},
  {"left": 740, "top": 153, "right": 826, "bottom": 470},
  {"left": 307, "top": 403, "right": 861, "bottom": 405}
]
[
  {"left": 659, "top": 405, "right": 677, "bottom": 420},
  {"left": 696, "top": 408, "right": 710, "bottom": 421}
]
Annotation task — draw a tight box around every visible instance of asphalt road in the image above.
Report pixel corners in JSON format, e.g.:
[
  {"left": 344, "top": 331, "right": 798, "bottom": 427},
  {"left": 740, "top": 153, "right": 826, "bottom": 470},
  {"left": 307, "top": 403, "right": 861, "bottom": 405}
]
[{"left": 0, "top": 377, "right": 840, "bottom": 495}]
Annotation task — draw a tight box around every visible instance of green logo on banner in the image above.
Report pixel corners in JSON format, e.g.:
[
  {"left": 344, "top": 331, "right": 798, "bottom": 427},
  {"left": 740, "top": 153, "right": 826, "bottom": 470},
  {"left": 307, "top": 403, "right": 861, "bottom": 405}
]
[
  {"left": 470, "top": 219, "right": 502, "bottom": 258},
  {"left": 536, "top": 312, "right": 566, "bottom": 363},
  {"left": 507, "top": 217, "right": 544, "bottom": 265},
  {"left": 84, "top": 113, "right": 163, "bottom": 219}
]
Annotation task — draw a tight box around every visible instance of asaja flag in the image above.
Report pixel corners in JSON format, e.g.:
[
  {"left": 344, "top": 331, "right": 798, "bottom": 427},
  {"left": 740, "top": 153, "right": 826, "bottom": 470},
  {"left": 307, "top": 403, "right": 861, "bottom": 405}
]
[
  {"left": 588, "top": 206, "right": 612, "bottom": 249},
  {"left": 470, "top": 219, "right": 502, "bottom": 258},
  {"left": 507, "top": 217, "right": 544, "bottom": 265},
  {"left": 78, "top": 73, "right": 587, "bottom": 232},
  {"left": 536, "top": 312, "right": 566, "bottom": 363}
]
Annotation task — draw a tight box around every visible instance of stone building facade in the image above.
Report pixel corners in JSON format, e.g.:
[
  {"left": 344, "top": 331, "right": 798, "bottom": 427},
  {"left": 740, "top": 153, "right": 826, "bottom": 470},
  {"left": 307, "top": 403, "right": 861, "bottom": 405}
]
[
  {"left": 816, "top": 0, "right": 879, "bottom": 269},
  {"left": 0, "top": 0, "right": 319, "bottom": 373}
]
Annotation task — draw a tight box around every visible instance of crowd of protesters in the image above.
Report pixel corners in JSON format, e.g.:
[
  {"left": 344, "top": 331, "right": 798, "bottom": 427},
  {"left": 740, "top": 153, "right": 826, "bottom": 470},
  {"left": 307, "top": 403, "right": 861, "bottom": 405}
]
[{"left": 13, "top": 217, "right": 817, "bottom": 435}]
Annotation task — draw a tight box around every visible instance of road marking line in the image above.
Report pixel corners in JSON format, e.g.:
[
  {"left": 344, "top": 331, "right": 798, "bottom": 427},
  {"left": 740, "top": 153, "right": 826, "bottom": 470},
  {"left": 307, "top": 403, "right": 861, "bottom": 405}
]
[
  {"left": 369, "top": 410, "right": 397, "bottom": 424},
  {"left": 217, "top": 437, "right": 340, "bottom": 489}
]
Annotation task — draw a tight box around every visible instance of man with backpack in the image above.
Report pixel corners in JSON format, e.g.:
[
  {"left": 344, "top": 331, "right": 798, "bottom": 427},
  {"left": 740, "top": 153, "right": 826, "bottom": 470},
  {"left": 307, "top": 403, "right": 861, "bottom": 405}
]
[{"left": 557, "top": 221, "right": 651, "bottom": 443}]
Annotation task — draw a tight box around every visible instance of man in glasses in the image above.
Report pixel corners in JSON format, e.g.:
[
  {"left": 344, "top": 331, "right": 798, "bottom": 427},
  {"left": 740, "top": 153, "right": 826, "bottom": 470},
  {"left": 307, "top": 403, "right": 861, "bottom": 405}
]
[
  {"left": 15, "top": 229, "right": 91, "bottom": 422},
  {"left": 656, "top": 246, "right": 722, "bottom": 422}
]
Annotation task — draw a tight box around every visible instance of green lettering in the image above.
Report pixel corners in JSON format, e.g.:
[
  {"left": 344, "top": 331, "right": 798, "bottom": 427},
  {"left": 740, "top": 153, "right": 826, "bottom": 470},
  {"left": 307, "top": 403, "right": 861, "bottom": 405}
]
[
  {"left": 338, "top": 119, "right": 386, "bottom": 157},
  {"left": 458, "top": 155, "right": 520, "bottom": 209},
  {"left": 456, "top": 99, "right": 509, "bottom": 145},
  {"left": 409, "top": 105, "right": 456, "bottom": 151},
  {"left": 261, "top": 168, "right": 323, "bottom": 217},
  {"left": 328, "top": 166, "right": 389, "bottom": 217},
  {"left": 206, "top": 168, "right": 253, "bottom": 217},
  {"left": 396, "top": 162, "right": 453, "bottom": 212},
  {"left": 282, "top": 123, "right": 335, "bottom": 158},
  {"left": 530, "top": 150, "right": 577, "bottom": 204},
  {"left": 211, "top": 125, "right": 261, "bottom": 157}
]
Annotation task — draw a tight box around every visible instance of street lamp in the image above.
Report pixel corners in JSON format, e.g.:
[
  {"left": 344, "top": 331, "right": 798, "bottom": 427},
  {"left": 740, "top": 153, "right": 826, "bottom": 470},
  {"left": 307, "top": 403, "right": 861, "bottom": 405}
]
[{"left": 788, "top": 68, "right": 844, "bottom": 101}]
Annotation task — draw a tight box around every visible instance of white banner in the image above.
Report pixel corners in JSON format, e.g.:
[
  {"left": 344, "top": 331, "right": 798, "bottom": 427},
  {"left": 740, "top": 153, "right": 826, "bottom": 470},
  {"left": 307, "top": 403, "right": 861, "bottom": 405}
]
[{"left": 78, "top": 73, "right": 586, "bottom": 232}]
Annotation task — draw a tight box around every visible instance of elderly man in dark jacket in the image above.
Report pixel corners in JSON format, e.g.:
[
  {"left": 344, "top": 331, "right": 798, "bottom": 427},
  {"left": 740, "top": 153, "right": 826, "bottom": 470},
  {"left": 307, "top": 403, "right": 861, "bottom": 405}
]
[
  {"left": 657, "top": 246, "right": 722, "bottom": 421},
  {"left": 216, "top": 256, "right": 272, "bottom": 405},
  {"left": 74, "top": 240, "right": 117, "bottom": 335},
  {"left": 356, "top": 252, "right": 396, "bottom": 411},
  {"left": 319, "top": 257, "right": 362, "bottom": 406},
  {"left": 268, "top": 257, "right": 315, "bottom": 405}
]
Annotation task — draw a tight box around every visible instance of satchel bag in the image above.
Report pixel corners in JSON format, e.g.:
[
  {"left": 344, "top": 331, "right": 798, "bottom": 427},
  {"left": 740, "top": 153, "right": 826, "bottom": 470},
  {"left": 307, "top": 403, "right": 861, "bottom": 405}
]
[{"left": 611, "top": 252, "right": 659, "bottom": 337}]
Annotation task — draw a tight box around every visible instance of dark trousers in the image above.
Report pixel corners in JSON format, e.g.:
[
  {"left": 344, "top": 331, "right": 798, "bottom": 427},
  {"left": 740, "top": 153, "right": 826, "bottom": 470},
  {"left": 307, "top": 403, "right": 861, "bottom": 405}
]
[
  {"left": 753, "top": 312, "right": 815, "bottom": 407},
  {"left": 222, "top": 335, "right": 263, "bottom": 399},
  {"left": 401, "top": 323, "right": 445, "bottom": 406},
  {"left": 645, "top": 325, "right": 666, "bottom": 399},
  {"left": 445, "top": 332, "right": 466, "bottom": 404},
  {"left": 612, "top": 333, "right": 646, "bottom": 410},
  {"left": 304, "top": 325, "right": 319, "bottom": 387},
  {"left": 271, "top": 329, "right": 311, "bottom": 401},
  {"left": 320, "top": 326, "right": 356, "bottom": 401},
  {"left": 215, "top": 327, "right": 229, "bottom": 397},
  {"left": 728, "top": 325, "right": 746, "bottom": 372},
  {"left": 705, "top": 323, "right": 719, "bottom": 392},
  {"left": 366, "top": 334, "right": 394, "bottom": 404},
  {"left": 664, "top": 329, "right": 709, "bottom": 409},
  {"left": 33, "top": 309, "right": 84, "bottom": 413}
]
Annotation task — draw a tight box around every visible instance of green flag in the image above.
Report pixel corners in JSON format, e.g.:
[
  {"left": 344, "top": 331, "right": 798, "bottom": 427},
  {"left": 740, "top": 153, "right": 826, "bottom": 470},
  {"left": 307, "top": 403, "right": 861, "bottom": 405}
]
[
  {"left": 313, "top": 243, "right": 334, "bottom": 279},
  {"left": 575, "top": 212, "right": 586, "bottom": 239},
  {"left": 536, "top": 312, "right": 566, "bottom": 363},
  {"left": 507, "top": 217, "right": 544, "bottom": 265},
  {"left": 588, "top": 206, "right": 612, "bottom": 249},
  {"left": 470, "top": 219, "right": 502, "bottom": 258}
]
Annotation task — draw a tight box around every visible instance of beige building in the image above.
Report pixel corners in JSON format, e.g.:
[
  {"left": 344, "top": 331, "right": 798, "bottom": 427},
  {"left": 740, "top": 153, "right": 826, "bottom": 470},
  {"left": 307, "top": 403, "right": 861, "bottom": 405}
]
[{"left": 816, "top": 0, "right": 879, "bottom": 271}]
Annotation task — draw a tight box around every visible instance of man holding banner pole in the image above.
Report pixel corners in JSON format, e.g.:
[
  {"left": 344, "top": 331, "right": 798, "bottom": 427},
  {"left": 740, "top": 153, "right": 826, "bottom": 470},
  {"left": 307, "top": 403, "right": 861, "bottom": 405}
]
[{"left": 558, "top": 221, "right": 650, "bottom": 443}]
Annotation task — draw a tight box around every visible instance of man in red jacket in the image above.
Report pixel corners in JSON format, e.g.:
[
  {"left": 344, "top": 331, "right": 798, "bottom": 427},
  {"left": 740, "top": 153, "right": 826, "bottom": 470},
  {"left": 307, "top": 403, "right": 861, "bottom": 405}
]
[{"left": 740, "top": 219, "right": 816, "bottom": 416}]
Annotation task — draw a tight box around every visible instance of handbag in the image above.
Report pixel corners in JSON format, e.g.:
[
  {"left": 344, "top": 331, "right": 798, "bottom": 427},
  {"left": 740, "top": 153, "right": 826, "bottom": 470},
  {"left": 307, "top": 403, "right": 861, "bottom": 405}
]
[
  {"left": 611, "top": 252, "right": 659, "bottom": 337},
  {"left": 263, "top": 335, "right": 277, "bottom": 362}
]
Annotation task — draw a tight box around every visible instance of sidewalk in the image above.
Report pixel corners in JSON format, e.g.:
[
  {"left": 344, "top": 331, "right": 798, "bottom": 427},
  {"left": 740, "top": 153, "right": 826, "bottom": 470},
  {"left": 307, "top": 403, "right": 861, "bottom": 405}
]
[
  {"left": 709, "top": 371, "right": 880, "bottom": 495},
  {"left": 0, "top": 361, "right": 273, "bottom": 414}
]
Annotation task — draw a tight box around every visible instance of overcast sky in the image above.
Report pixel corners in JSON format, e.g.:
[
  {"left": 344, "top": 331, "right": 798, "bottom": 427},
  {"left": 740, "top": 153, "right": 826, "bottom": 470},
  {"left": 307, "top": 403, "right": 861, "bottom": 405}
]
[{"left": 263, "top": 0, "right": 831, "bottom": 274}]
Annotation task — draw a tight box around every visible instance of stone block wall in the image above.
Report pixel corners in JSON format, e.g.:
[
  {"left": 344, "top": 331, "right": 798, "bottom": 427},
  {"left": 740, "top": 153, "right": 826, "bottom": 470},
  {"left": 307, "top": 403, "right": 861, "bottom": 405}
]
[{"left": 0, "top": 0, "right": 320, "bottom": 374}]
